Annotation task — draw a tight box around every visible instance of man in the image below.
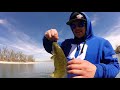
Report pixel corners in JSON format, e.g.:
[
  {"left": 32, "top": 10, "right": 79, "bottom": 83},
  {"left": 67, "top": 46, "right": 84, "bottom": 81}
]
[{"left": 43, "top": 12, "right": 120, "bottom": 78}]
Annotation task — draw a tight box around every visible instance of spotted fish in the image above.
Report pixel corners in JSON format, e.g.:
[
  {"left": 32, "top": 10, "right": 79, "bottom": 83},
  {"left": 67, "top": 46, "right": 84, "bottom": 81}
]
[{"left": 50, "top": 42, "right": 67, "bottom": 78}]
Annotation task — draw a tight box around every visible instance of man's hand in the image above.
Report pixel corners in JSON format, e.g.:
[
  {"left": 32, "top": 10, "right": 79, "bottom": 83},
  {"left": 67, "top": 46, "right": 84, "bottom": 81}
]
[
  {"left": 67, "top": 59, "right": 97, "bottom": 78},
  {"left": 45, "top": 29, "right": 59, "bottom": 41}
]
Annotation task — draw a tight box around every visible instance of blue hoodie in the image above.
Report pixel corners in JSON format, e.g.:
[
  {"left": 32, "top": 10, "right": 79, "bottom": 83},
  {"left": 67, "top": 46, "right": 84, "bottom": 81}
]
[{"left": 43, "top": 12, "right": 120, "bottom": 78}]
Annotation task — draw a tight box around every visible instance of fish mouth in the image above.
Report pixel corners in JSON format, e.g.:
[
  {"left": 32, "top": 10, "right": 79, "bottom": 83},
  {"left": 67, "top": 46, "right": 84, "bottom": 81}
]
[{"left": 52, "top": 43, "right": 59, "bottom": 54}]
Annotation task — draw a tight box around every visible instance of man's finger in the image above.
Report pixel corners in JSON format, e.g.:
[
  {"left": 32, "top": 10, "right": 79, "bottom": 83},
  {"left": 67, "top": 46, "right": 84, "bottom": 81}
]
[
  {"left": 72, "top": 76, "right": 84, "bottom": 78},
  {"left": 67, "top": 64, "right": 84, "bottom": 70},
  {"left": 67, "top": 69, "right": 84, "bottom": 75},
  {"left": 67, "top": 59, "right": 84, "bottom": 65}
]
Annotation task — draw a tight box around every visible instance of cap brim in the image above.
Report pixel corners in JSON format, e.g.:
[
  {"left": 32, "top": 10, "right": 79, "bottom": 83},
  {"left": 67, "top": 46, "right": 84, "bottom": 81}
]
[{"left": 66, "top": 18, "right": 86, "bottom": 25}]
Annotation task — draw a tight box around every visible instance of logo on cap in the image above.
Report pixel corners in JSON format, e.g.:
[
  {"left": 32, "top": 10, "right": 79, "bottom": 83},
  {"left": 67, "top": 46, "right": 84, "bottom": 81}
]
[{"left": 76, "top": 14, "right": 83, "bottom": 19}]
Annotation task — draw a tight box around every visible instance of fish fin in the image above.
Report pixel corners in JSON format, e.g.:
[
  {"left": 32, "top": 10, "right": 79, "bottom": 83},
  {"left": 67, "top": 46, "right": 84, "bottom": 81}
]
[
  {"left": 50, "top": 73, "right": 54, "bottom": 78},
  {"left": 50, "top": 56, "right": 54, "bottom": 62},
  {"left": 51, "top": 55, "right": 55, "bottom": 60}
]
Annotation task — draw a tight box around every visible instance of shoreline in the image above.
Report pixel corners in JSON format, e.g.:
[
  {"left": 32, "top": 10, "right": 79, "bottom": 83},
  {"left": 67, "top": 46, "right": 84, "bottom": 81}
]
[{"left": 0, "top": 61, "right": 52, "bottom": 64}]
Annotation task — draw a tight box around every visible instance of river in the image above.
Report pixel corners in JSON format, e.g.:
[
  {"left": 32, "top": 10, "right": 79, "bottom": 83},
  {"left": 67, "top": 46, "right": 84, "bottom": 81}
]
[{"left": 0, "top": 61, "right": 54, "bottom": 78}]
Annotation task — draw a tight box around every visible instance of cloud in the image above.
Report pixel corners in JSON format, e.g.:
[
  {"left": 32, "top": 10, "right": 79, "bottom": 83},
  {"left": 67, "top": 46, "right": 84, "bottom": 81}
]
[
  {"left": 0, "top": 19, "right": 7, "bottom": 25},
  {"left": 0, "top": 18, "right": 51, "bottom": 61},
  {"left": 103, "top": 17, "right": 120, "bottom": 49},
  {"left": 91, "top": 14, "right": 99, "bottom": 26}
]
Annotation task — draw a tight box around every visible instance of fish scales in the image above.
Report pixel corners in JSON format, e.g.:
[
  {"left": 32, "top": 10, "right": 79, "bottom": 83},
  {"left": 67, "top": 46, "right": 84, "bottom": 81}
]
[{"left": 50, "top": 42, "right": 67, "bottom": 78}]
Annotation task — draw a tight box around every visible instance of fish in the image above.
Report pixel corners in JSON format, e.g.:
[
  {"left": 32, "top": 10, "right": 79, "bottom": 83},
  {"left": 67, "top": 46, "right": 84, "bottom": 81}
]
[{"left": 50, "top": 42, "right": 67, "bottom": 78}]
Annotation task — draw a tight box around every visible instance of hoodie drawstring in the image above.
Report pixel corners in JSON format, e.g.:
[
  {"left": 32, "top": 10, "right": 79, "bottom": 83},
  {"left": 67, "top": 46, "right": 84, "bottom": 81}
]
[
  {"left": 74, "top": 40, "right": 86, "bottom": 58},
  {"left": 80, "top": 40, "right": 86, "bottom": 54}
]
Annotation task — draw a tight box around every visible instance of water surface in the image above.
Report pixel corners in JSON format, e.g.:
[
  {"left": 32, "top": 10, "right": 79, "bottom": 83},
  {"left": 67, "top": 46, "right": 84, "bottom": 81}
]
[{"left": 0, "top": 61, "right": 54, "bottom": 78}]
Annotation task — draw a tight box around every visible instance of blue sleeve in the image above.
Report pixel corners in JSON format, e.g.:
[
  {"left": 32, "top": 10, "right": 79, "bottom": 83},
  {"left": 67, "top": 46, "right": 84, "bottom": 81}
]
[
  {"left": 43, "top": 36, "right": 62, "bottom": 54},
  {"left": 94, "top": 40, "right": 120, "bottom": 78},
  {"left": 43, "top": 36, "right": 53, "bottom": 54}
]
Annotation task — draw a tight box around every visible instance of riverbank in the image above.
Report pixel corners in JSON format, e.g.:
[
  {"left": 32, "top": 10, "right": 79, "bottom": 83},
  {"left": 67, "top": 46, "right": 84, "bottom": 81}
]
[
  {"left": 0, "top": 60, "right": 53, "bottom": 64},
  {"left": 0, "top": 61, "right": 41, "bottom": 64}
]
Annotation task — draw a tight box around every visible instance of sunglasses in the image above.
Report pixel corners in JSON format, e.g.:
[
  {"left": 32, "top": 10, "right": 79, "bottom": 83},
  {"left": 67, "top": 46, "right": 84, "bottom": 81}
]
[{"left": 70, "top": 21, "right": 86, "bottom": 29}]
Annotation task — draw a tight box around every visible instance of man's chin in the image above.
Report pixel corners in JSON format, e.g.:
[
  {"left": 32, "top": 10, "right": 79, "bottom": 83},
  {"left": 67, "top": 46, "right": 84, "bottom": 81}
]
[{"left": 75, "top": 35, "right": 83, "bottom": 38}]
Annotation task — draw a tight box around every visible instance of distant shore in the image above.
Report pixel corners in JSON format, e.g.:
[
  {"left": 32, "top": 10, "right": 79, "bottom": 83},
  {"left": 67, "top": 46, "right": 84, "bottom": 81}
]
[
  {"left": 0, "top": 61, "right": 52, "bottom": 64},
  {"left": 0, "top": 61, "right": 39, "bottom": 64}
]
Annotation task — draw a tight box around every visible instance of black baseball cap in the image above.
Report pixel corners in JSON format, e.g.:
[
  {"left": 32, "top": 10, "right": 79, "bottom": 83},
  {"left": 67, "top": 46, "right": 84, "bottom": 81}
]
[{"left": 66, "top": 12, "right": 86, "bottom": 25}]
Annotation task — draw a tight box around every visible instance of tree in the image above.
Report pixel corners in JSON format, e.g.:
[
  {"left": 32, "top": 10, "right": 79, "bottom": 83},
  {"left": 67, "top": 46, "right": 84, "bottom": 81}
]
[{"left": 115, "top": 46, "right": 120, "bottom": 54}]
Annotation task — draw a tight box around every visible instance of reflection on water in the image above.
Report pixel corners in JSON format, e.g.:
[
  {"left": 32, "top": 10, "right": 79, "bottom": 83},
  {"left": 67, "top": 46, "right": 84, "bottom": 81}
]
[{"left": 0, "top": 61, "right": 54, "bottom": 78}]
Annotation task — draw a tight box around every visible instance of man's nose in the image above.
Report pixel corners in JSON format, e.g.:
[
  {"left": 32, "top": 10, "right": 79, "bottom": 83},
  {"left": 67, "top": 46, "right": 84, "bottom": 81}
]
[{"left": 75, "top": 25, "right": 81, "bottom": 29}]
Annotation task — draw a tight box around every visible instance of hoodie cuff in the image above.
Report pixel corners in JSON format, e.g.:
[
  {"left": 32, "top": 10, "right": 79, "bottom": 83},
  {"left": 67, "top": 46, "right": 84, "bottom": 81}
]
[{"left": 94, "top": 64, "right": 104, "bottom": 78}]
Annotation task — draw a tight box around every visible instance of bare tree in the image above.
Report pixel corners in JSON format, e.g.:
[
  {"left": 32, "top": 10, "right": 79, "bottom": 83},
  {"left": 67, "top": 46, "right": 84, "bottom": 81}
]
[
  {"left": 115, "top": 45, "right": 120, "bottom": 54},
  {"left": 0, "top": 47, "right": 35, "bottom": 62}
]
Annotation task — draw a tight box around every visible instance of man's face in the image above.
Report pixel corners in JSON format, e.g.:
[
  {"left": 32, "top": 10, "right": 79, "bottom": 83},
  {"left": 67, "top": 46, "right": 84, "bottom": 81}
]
[{"left": 70, "top": 20, "right": 86, "bottom": 38}]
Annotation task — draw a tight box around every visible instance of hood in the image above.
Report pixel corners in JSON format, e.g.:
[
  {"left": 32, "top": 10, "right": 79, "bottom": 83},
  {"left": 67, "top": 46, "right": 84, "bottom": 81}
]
[
  {"left": 73, "top": 12, "right": 94, "bottom": 43},
  {"left": 81, "top": 12, "right": 94, "bottom": 40}
]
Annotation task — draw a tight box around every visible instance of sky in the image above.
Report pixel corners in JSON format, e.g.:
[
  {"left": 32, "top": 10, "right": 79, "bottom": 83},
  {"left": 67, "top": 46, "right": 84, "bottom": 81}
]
[{"left": 0, "top": 12, "right": 120, "bottom": 61}]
